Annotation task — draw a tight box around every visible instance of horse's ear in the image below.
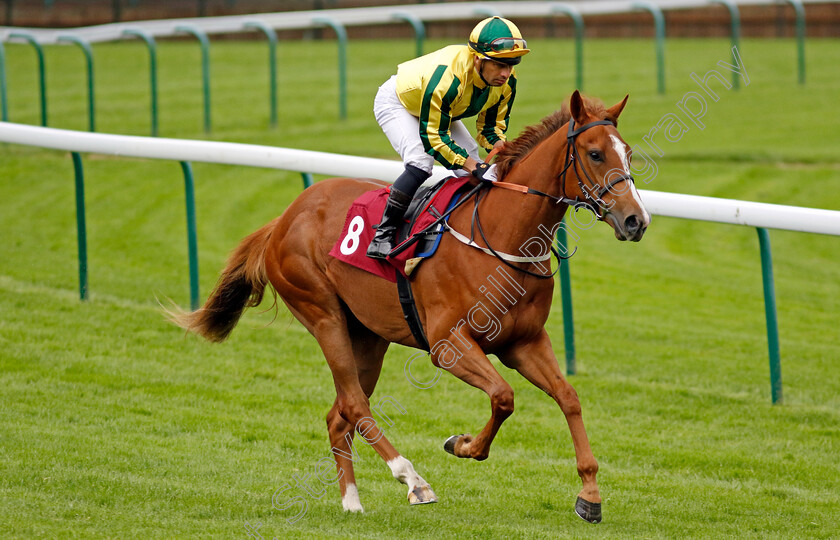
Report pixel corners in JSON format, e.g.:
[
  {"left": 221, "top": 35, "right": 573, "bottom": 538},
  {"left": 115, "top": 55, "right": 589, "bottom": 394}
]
[
  {"left": 606, "top": 94, "right": 629, "bottom": 125},
  {"left": 569, "top": 90, "right": 588, "bottom": 126}
]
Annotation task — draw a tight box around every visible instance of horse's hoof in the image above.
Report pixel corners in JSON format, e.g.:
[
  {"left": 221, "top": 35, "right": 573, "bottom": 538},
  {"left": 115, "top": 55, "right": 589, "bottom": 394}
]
[
  {"left": 575, "top": 496, "right": 602, "bottom": 524},
  {"left": 408, "top": 485, "right": 437, "bottom": 505},
  {"left": 443, "top": 434, "right": 463, "bottom": 455}
]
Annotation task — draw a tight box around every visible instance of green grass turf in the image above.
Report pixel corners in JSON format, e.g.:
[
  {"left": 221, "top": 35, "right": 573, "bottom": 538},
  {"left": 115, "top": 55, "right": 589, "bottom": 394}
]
[{"left": 1, "top": 37, "right": 839, "bottom": 538}]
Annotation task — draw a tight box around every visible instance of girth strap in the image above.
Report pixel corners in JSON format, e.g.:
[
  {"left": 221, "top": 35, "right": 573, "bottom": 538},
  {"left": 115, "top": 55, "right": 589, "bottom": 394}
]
[{"left": 396, "top": 273, "right": 430, "bottom": 351}]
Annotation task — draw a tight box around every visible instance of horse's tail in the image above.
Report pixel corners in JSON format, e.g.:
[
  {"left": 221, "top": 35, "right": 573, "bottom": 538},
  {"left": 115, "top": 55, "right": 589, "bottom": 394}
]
[{"left": 168, "top": 218, "right": 279, "bottom": 342}]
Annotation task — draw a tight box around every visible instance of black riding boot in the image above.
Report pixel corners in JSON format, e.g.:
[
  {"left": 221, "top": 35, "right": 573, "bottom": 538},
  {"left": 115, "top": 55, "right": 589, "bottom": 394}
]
[{"left": 366, "top": 187, "right": 412, "bottom": 259}]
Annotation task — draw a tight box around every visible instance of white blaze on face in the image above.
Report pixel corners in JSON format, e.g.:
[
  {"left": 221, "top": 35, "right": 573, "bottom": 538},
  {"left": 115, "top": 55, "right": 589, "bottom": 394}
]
[
  {"left": 609, "top": 134, "right": 651, "bottom": 225},
  {"left": 609, "top": 134, "right": 630, "bottom": 173}
]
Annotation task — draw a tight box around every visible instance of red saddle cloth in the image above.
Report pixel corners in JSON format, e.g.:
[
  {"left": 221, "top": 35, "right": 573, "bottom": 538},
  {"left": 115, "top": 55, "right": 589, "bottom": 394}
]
[{"left": 329, "top": 177, "right": 470, "bottom": 282}]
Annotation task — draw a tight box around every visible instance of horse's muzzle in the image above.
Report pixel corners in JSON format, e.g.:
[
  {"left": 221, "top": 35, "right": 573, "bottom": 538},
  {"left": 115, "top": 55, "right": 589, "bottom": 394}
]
[
  {"left": 608, "top": 212, "right": 648, "bottom": 242},
  {"left": 623, "top": 214, "right": 647, "bottom": 242}
]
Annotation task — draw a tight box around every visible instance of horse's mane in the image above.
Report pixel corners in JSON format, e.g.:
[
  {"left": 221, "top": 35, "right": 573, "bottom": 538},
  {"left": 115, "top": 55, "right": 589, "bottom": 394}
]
[{"left": 495, "top": 95, "right": 616, "bottom": 179}]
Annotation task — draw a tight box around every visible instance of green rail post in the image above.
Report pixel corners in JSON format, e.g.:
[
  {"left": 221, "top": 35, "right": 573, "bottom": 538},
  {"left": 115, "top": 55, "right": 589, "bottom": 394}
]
[
  {"left": 785, "top": 0, "right": 806, "bottom": 85},
  {"left": 756, "top": 228, "right": 783, "bottom": 404},
  {"left": 122, "top": 29, "right": 159, "bottom": 136},
  {"left": 556, "top": 221, "right": 576, "bottom": 375},
  {"left": 630, "top": 1, "right": 666, "bottom": 95},
  {"left": 57, "top": 35, "right": 96, "bottom": 132},
  {"left": 551, "top": 3, "right": 585, "bottom": 91},
  {"left": 392, "top": 11, "right": 426, "bottom": 58},
  {"left": 301, "top": 172, "right": 314, "bottom": 189},
  {"left": 244, "top": 21, "right": 278, "bottom": 128},
  {"left": 313, "top": 17, "right": 348, "bottom": 121},
  {"left": 180, "top": 161, "right": 200, "bottom": 311},
  {"left": 9, "top": 31, "right": 48, "bottom": 125},
  {"left": 0, "top": 41, "right": 8, "bottom": 121},
  {"left": 71, "top": 152, "right": 89, "bottom": 301},
  {"left": 175, "top": 25, "right": 212, "bottom": 133},
  {"left": 710, "top": 0, "right": 741, "bottom": 90}
]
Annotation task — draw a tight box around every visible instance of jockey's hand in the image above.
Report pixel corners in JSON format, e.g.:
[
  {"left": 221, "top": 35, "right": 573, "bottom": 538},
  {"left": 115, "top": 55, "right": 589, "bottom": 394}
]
[{"left": 471, "top": 162, "right": 498, "bottom": 183}]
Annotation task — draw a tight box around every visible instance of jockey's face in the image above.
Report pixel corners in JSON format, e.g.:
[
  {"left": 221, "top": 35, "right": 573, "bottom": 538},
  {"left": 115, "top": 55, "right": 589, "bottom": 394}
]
[{"left": 475, "top": 57, "right": 512, "bottom": 86}]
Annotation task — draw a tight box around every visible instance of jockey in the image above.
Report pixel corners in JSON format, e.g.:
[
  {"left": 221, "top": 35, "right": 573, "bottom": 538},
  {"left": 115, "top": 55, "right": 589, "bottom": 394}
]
[{"left": 367, "top": 16, "right": 530, "bottom": 259}]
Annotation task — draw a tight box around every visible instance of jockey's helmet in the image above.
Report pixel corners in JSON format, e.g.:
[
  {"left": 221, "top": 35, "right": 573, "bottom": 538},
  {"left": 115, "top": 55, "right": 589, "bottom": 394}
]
[{"left": 469, "top": 17, "right": 530, "bottom": 66}]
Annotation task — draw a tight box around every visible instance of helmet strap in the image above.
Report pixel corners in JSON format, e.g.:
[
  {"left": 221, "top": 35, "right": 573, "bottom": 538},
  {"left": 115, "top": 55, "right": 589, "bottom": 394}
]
[{"left": 475, "top": 57, "right": 492, "bottom": 86}]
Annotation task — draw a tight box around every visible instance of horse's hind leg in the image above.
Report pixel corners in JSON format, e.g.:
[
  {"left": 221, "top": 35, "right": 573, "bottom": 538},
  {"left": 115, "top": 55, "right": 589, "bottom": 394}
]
[
  {"left": 302, "top": 307, "right": 435, "bottom": 510},
  {"left": 326, "top": 401, "right": 364, "bottom": 512},
  {"left": 325, "top": 325, "right": 388, "bottom": 512},
  {"left": 267, "top": 225, "right": 434, "bottom": 508},
  {"left": 498, "top": 329, "right": 602, "bottom": 524}
]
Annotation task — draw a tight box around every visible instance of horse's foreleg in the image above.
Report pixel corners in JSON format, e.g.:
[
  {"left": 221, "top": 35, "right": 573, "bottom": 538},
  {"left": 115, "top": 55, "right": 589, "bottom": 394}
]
[
  {"left": 435, "top": 342, "right": 515, "bottom": 461},
  {"left": 499, "top": 330, "right": 602, "bottom": 523}
]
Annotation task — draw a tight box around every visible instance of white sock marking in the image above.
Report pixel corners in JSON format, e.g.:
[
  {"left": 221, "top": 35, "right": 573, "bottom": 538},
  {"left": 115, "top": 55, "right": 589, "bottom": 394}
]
[
  {"left": 342, "top": 483, "right": 363, "bottom": 512},
  {"left": 387, "top": 456, "right": 428, "bottom": 491}
]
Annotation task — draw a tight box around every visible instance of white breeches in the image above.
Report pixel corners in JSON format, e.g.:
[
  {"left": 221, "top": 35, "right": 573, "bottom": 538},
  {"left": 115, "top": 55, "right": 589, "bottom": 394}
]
[{"left": 373, "top": 75, "right": 480, "bottom": 175}]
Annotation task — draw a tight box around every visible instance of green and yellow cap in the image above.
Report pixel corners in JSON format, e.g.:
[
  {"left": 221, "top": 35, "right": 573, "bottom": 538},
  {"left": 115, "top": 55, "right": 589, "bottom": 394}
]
[{"left": 468, "top": 17, "right": 530, "bottom": 65}]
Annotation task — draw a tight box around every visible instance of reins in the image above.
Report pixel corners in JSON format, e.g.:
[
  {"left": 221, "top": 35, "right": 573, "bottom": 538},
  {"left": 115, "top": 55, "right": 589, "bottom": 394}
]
[
  {"left": 390, "top": 118, "right": 637, "bottom": 280},
  {"left": 468, "top": 186, "right": 565, "bottom": 279},
  {"left": 451, "top": 118, "right": 636, "bottom": 279},
  {"left": 490, "top": 119, "right": 635, "bottom": 220}
]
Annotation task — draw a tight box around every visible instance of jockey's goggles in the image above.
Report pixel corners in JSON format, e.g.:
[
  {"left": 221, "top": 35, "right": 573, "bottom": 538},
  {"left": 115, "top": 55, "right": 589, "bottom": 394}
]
[
  {"left": 482, "top": 37, "right": 529, "bottom": 56},
  {"left": 470, "top": 37, "right": 530, "bottom": 65}
]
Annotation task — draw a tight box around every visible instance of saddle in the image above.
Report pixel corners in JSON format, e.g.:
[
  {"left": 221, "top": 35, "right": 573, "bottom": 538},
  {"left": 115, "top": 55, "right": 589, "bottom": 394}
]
[
  {"left": 329, "top": 176, "right": 473, "bottom": 351},
  {"left": 329, "top": 176, "right": 472, "bottom": 283},
  {"left": 397, "top": 177, "right": 472, "bottom": 274}
]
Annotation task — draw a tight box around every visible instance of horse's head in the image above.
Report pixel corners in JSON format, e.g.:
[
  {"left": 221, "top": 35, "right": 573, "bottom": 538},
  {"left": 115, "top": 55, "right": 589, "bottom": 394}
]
[{"left": 564, "top": 90, "right": 650, "bottom": 242}]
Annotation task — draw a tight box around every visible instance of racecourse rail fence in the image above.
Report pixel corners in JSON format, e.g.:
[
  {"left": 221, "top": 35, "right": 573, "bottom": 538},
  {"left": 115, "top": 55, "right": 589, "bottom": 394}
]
[
  {"left": 0, "top": 0, "right": 831, "bottom": 131},
  {"left": 1, "top": 121, "right": 839, "bottom": 404}
]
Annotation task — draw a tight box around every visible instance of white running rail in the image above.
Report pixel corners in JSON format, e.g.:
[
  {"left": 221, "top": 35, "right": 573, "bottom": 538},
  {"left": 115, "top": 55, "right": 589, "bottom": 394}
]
[{"left": 1, "top": 121, "right": 838, "bottom": 236}]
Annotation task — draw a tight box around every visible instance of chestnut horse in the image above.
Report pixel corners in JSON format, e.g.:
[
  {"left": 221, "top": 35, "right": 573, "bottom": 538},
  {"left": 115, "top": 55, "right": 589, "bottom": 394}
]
[{"left": 171, "top": 91, "right": 649, "bottom": 523}]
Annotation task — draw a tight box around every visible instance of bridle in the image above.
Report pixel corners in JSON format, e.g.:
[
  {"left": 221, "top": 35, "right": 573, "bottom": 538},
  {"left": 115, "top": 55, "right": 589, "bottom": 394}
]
[
  {"left": 559, "top": 119, "right": 635, "bottom": 221},
  {"left": 492, "top": 118, "right": 635, "bottom": 222},
  {"left": 391, "top": 119, "right": 638, "bottom": 280},
  {"left": 468, "top": 118, "right": 636, "bottom": 279}
]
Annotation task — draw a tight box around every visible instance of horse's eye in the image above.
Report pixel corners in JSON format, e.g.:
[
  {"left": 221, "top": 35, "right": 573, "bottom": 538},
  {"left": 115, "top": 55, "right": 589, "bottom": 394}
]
[{"left": 588, "top": 151, "right": 602, "bottom": 162}]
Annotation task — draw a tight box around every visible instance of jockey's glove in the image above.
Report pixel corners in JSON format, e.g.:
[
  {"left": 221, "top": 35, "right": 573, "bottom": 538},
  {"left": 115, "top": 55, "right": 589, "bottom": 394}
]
[{"left": 471, "top": 163, "right": 498, "bottom": 183}]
